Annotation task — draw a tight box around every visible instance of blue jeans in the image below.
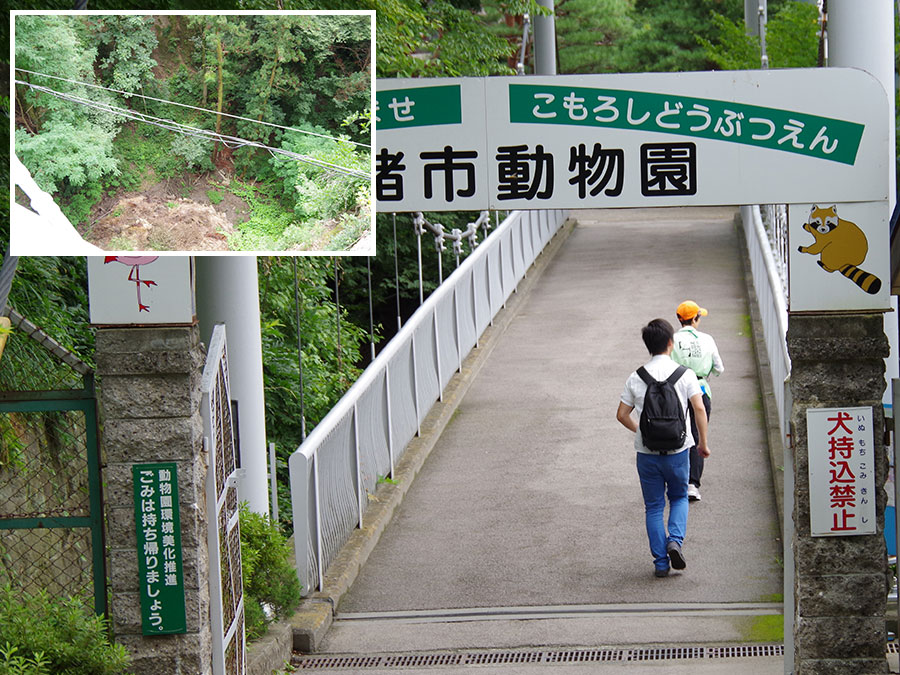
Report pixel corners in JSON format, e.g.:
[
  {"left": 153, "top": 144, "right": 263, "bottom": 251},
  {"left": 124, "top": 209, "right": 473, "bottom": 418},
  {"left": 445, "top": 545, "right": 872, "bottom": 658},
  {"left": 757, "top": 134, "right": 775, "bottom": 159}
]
[{"left": 636, "top": 450, "right": 690, "bottom": 571}]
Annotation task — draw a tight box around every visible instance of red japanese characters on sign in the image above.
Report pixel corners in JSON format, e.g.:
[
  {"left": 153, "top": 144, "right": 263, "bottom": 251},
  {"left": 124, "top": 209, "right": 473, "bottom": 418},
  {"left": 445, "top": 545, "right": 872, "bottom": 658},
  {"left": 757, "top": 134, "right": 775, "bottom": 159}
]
[{"left": 808, "top": 406, "right": 875, "bottom": 537}]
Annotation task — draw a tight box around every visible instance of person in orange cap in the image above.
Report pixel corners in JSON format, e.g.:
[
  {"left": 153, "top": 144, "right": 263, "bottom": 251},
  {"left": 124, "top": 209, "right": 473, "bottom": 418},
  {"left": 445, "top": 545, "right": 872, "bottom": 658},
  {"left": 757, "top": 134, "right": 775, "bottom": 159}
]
[{"left": 671, "top": 301, "right": 724, "bottom": 502}]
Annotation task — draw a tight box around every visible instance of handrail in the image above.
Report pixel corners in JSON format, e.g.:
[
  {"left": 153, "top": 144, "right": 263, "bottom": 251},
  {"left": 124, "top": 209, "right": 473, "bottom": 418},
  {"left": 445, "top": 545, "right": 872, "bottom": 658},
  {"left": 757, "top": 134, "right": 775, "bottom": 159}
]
[
  {"left": 289, "top": 209, "right": 568, "bottom": 593},
  {"left": 741, "top": 204, "right": 790, "bottom": 441}
]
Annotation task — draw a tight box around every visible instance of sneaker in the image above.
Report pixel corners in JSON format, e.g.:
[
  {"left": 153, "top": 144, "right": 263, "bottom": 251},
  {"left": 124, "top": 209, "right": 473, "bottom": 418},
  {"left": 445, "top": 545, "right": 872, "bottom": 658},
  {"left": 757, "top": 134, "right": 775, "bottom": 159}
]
[
  {"left": 654, "top": 566, "right": 670, "bottom": 578},
  {"left": 687, "top": 484, "right": 701, "bottom": 502},
  {"left": 667, "top": 541, "right": 686, "bottom": 570}
]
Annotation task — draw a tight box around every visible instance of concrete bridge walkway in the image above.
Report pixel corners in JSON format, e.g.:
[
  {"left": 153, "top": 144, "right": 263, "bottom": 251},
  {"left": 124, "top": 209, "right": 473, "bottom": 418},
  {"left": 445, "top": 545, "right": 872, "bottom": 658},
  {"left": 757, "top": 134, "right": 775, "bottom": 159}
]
[{"left": 299, "top": 207, "right": 785, "bottom": 673}]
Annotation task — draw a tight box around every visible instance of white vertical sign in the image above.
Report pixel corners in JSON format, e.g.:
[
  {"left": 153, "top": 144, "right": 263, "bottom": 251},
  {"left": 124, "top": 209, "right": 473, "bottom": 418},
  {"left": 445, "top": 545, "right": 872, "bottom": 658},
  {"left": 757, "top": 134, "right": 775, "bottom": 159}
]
[
  {"left": 807, "top": 406, "right": 876, "bottom": 536},
  {"left": 88, "top": 256, "right": 195, "bottom": 325}
]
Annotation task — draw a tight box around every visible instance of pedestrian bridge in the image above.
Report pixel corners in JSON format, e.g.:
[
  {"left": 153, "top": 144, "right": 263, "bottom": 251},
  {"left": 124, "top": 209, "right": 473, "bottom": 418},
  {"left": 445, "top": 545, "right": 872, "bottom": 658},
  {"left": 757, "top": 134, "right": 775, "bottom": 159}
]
[{"left": 289, "top": 206, "right": 789, "bottom": 670}]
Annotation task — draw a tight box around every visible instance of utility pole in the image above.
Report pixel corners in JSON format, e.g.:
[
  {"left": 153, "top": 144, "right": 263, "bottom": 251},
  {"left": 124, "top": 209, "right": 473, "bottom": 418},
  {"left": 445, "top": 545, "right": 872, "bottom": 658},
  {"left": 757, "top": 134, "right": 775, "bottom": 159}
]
[
  {"left": 744, "top": 0, "right": 764, "bottom": 36},
  {"left": 533, "top": 0, "right": 556, "bottom": 76},
  {"left": 744, "top": 0, "right": 768, "bottom": 66}
]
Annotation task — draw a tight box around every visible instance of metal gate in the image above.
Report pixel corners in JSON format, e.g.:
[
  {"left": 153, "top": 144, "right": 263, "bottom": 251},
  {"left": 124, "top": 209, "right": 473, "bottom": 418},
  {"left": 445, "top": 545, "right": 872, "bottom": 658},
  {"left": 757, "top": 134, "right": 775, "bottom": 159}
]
[
  {"left": 0, "top": 309, "right": 106, "bottom": 616},
  {"left": 201, "top": 324, "right": 246, "bottom": 675}
]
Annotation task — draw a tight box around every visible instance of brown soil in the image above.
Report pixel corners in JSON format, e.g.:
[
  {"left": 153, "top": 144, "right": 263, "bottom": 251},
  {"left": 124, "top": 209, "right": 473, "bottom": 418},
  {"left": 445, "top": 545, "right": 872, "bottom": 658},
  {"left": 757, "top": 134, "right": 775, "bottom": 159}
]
[{"left": 82, "top": 172, "right": 252, "bottom": 252}]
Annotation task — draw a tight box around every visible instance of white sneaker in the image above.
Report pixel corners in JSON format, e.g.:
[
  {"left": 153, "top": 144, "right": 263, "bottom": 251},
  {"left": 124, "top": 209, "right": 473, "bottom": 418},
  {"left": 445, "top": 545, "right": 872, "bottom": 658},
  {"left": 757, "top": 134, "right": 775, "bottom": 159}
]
[{"left": 687, "top": 484, "right": 701, "bottom": 502}]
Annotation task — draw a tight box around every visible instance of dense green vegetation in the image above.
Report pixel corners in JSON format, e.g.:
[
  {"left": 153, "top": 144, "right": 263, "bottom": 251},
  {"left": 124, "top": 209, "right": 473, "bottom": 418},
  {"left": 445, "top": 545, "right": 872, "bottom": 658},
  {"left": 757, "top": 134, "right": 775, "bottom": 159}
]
[
  {"left": 0, "top": 585, "right": 131, "bottom": 675},
  {"left": 13, "top": 14, "right": 371, "bottom": 251},
  {"left": 239, "top": 505, "right": 303, "bottom": 640}
]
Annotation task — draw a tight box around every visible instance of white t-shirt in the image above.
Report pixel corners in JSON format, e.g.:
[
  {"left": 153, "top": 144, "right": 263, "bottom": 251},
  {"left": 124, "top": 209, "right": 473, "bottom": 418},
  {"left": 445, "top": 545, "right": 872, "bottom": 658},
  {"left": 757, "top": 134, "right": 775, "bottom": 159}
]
[{"left": 620, "top": 354, "right": 702, "bottom": 454}]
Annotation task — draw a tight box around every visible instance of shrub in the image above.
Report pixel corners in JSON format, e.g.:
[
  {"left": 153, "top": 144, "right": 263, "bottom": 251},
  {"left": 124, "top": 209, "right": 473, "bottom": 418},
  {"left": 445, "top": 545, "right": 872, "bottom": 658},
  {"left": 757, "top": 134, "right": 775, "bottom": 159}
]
[
  {"left": 239, "top": 505, "right": 302, "bottom": 641},
  {"left": 269, "top": 125, "right": 370, "bottom": 221},
  {"left": 0, "top": 585, "right": 131, "bottom": 675},
  {"left": 0, "top": 643, "right": 51, "bottom": 675},
  {"left": 170, "top": 134, "right": 215, "bottom": 174}
]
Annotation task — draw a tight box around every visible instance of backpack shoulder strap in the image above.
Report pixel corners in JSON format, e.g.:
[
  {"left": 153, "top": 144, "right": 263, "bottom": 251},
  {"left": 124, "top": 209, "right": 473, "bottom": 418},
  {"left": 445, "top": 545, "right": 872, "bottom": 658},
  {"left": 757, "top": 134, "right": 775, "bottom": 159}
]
[
  {"left": 666, "top": 365, "right": 688, "bottom": 385},
  {"left": 636, "top": 366, "right": 655, "bottom": 385}
]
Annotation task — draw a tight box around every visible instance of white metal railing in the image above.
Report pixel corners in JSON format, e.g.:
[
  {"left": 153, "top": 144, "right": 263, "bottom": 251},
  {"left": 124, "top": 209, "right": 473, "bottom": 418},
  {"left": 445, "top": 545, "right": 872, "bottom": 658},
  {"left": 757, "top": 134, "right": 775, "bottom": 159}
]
[
  {"left": 201, "top": 325, "right": 246, "bottom": 675},
  {"left": 740, "top": 204, "right": 791, "bottom": 443},
  {"left": 289, "top": 209, "right": 569, "bottom": 594}
]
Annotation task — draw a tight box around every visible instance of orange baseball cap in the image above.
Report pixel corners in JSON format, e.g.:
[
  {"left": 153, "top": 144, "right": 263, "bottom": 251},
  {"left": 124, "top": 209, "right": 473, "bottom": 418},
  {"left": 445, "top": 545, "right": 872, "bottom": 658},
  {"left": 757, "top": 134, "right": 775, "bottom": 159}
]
[{"left": 677, "top": 301, "right": 708, "bottom": 321}]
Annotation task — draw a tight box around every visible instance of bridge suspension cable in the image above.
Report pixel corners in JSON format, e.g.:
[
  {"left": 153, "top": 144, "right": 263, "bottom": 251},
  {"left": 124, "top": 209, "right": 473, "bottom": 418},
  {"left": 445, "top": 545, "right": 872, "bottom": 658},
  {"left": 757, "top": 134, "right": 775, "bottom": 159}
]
[
  {"left": 15, "top": 80, "right": 371, "bottom": 180},
  {"left": 15, "top": 67, "right": 371, "bottom": 149}
]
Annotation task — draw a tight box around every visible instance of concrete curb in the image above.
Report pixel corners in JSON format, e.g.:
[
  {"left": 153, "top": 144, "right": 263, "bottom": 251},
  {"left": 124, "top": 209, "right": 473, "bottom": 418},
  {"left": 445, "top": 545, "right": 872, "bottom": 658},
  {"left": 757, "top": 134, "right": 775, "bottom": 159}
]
[
  {"left": 734, "top": 212, "right": 785, "bottom": 541},
  {"left": 289, "top": 216, "right": 578, "bottom": 653},
  {"left": 246, "top": 620, "right": 293, "bottom": 675}
]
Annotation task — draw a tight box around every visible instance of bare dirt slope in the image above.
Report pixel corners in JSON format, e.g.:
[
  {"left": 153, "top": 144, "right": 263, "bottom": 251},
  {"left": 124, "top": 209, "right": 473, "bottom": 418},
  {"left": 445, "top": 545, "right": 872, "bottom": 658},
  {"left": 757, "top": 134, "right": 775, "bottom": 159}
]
[
  {"left": 82, "top": 174, "right": 250, "bottom": 251},
  {"left": 85, "top": 195, "right": 233, "bottom": 251}
]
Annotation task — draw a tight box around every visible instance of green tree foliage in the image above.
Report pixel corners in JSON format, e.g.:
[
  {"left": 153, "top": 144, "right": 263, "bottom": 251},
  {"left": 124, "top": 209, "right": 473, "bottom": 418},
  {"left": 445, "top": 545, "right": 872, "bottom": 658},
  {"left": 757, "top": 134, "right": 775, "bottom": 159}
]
[
  {"left": 4, "top": 258, "right": 93, "bottom": 363},
  {"left": 0, "top": 585, "right": 131, "bottom": 675},
  {"left": 701, "top": 1, "right": 820, "bottom": 70},
  {"left": 238, "top": 505, "right": 302, "bottom": 640},
  {"left": 698, "top": 13, "right": 760, "bottom": 70},
  {"left": 614, "top": 0, "right": 744, "bottom": 72},
  {"left": 555, "top": 0, "right": 635, "bottom": 74},
  {"left": 14, "top": 15, "right": 98, "bottom": 128},
  {"left": 170, "top": 133, "right": 216, "bottom": 173},
  {"left": 14, "top": 15, "right": 121, "bottom": 212},
  {"left": 257, "top": 257, "right": 367, "bottom": 476},
  {"left": 15, "top": 123, "right": 119, "bottom": 195},
  {"left": 765, "top": 1, "right": 820, "bottom": 68},
  {"left": 238, "top": 0, "right": 536, "bottom": 77},
  {"left": 269, "top": 126, "right": 369, "bottom": 221},
  {"left": 95, "top": 16, "right": 160, "bottom": 99}
]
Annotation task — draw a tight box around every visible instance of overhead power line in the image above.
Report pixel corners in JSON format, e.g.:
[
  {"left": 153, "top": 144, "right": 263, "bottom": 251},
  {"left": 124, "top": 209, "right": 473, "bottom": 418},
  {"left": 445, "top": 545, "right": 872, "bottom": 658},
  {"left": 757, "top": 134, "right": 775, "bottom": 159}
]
[
  {"left": 16, "top": 80, "right": 371, "bottom": 180},
  {"left": 14, "top": 67, "right": 371, "bottom": 149}
]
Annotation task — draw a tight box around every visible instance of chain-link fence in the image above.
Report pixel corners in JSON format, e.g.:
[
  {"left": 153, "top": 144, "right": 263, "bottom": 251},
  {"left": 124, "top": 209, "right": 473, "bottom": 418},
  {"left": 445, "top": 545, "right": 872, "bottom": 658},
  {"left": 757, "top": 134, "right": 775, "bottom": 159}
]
[{"left": 0, "top": 310, "right": 106, "bottom": 615}]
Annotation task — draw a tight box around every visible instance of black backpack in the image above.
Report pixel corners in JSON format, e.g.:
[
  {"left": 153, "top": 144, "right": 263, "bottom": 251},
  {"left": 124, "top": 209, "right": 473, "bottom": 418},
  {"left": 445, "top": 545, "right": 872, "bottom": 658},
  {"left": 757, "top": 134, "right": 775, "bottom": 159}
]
[{"left": 636, "top": 365, "right": 688, "bottom": 452}]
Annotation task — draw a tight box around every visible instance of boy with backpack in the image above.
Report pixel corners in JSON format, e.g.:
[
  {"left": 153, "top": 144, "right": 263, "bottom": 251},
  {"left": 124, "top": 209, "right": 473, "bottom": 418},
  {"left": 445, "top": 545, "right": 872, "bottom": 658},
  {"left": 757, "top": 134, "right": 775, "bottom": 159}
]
[{"left": 616, "top": 318, "right": 710, "bottom": 578}]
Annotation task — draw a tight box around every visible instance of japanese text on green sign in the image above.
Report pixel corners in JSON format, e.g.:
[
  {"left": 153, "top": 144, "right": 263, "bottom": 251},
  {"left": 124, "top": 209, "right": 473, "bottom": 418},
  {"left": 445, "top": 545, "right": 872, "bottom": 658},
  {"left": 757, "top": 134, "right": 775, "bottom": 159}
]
[
  {"left": 376, "top": 85, "right": 462, "bottom": 130},
  {"left": 508, "top": 84, "right": 864, "bottom": 165},
  {"left": 134, "top": 463, "right": 186, "bottom": 636}
]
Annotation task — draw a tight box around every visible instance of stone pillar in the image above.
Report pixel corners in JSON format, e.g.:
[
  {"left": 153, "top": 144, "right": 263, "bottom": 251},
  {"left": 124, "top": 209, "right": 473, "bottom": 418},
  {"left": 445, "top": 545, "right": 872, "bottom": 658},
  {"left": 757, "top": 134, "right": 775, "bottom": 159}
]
[
  {"left": 788, "top": 314, "right": 890, "bottom": 675},
  {"left": 96, "top": 326, "right": 212, "bottom": 675}
]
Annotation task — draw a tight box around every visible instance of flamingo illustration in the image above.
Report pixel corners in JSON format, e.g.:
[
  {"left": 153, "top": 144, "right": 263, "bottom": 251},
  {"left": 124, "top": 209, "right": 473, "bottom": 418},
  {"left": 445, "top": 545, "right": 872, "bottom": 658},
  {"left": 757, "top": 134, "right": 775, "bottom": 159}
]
[{"left": 104, "top": 256, "right": 159, "bottom": 312}]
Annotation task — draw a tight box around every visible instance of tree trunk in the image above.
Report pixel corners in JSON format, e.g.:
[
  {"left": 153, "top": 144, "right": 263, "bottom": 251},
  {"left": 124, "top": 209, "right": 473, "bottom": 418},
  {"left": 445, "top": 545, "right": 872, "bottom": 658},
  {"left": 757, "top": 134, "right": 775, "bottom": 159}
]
[
  {"left": 257, "top": 47, "right": 280, "bottom": 124},
  {"left": 213, "top": 33, "right": 224, "bottom": 164},
  {"left": 201, "top": 32, "right": 208, "bottom": 108}
]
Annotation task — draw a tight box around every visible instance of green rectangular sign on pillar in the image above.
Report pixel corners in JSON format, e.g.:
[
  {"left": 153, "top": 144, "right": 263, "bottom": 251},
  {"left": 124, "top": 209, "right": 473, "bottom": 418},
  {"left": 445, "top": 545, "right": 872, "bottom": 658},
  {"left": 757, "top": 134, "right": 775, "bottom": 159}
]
[{"left": 133, "top": 462, "right": 187, "bottom": 635}]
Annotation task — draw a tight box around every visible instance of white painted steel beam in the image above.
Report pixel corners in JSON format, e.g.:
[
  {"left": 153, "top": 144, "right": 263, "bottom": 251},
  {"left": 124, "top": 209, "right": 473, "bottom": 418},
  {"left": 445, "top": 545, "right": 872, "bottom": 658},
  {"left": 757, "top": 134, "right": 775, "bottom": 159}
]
[{"left": 196, "top": 257, "right": 269, "bottom": 516}]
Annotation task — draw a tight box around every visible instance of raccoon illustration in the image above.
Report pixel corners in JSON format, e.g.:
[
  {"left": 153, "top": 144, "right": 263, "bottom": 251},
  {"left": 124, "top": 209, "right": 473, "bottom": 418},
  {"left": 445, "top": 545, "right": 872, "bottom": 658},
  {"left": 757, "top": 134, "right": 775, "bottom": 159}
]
[{"left": 797, "top": 205, "right": 882, "bottom": 295}]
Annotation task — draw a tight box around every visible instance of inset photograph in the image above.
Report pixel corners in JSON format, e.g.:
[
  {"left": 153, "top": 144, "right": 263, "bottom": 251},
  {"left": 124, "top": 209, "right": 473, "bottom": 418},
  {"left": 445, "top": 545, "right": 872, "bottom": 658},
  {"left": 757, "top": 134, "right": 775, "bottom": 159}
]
[{"left": 12, "top": 11, "right": 374, "bottom": 255}]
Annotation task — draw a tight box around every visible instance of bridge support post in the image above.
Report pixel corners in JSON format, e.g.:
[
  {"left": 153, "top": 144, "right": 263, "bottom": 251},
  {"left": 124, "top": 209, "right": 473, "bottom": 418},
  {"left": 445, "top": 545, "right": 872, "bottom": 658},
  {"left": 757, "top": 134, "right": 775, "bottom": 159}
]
[
  {"left": 96, "top": 325, "right": 213, "bottom": 674},
  {"left": 788, "top": 313, "right": 890, "bottom": 674}
]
